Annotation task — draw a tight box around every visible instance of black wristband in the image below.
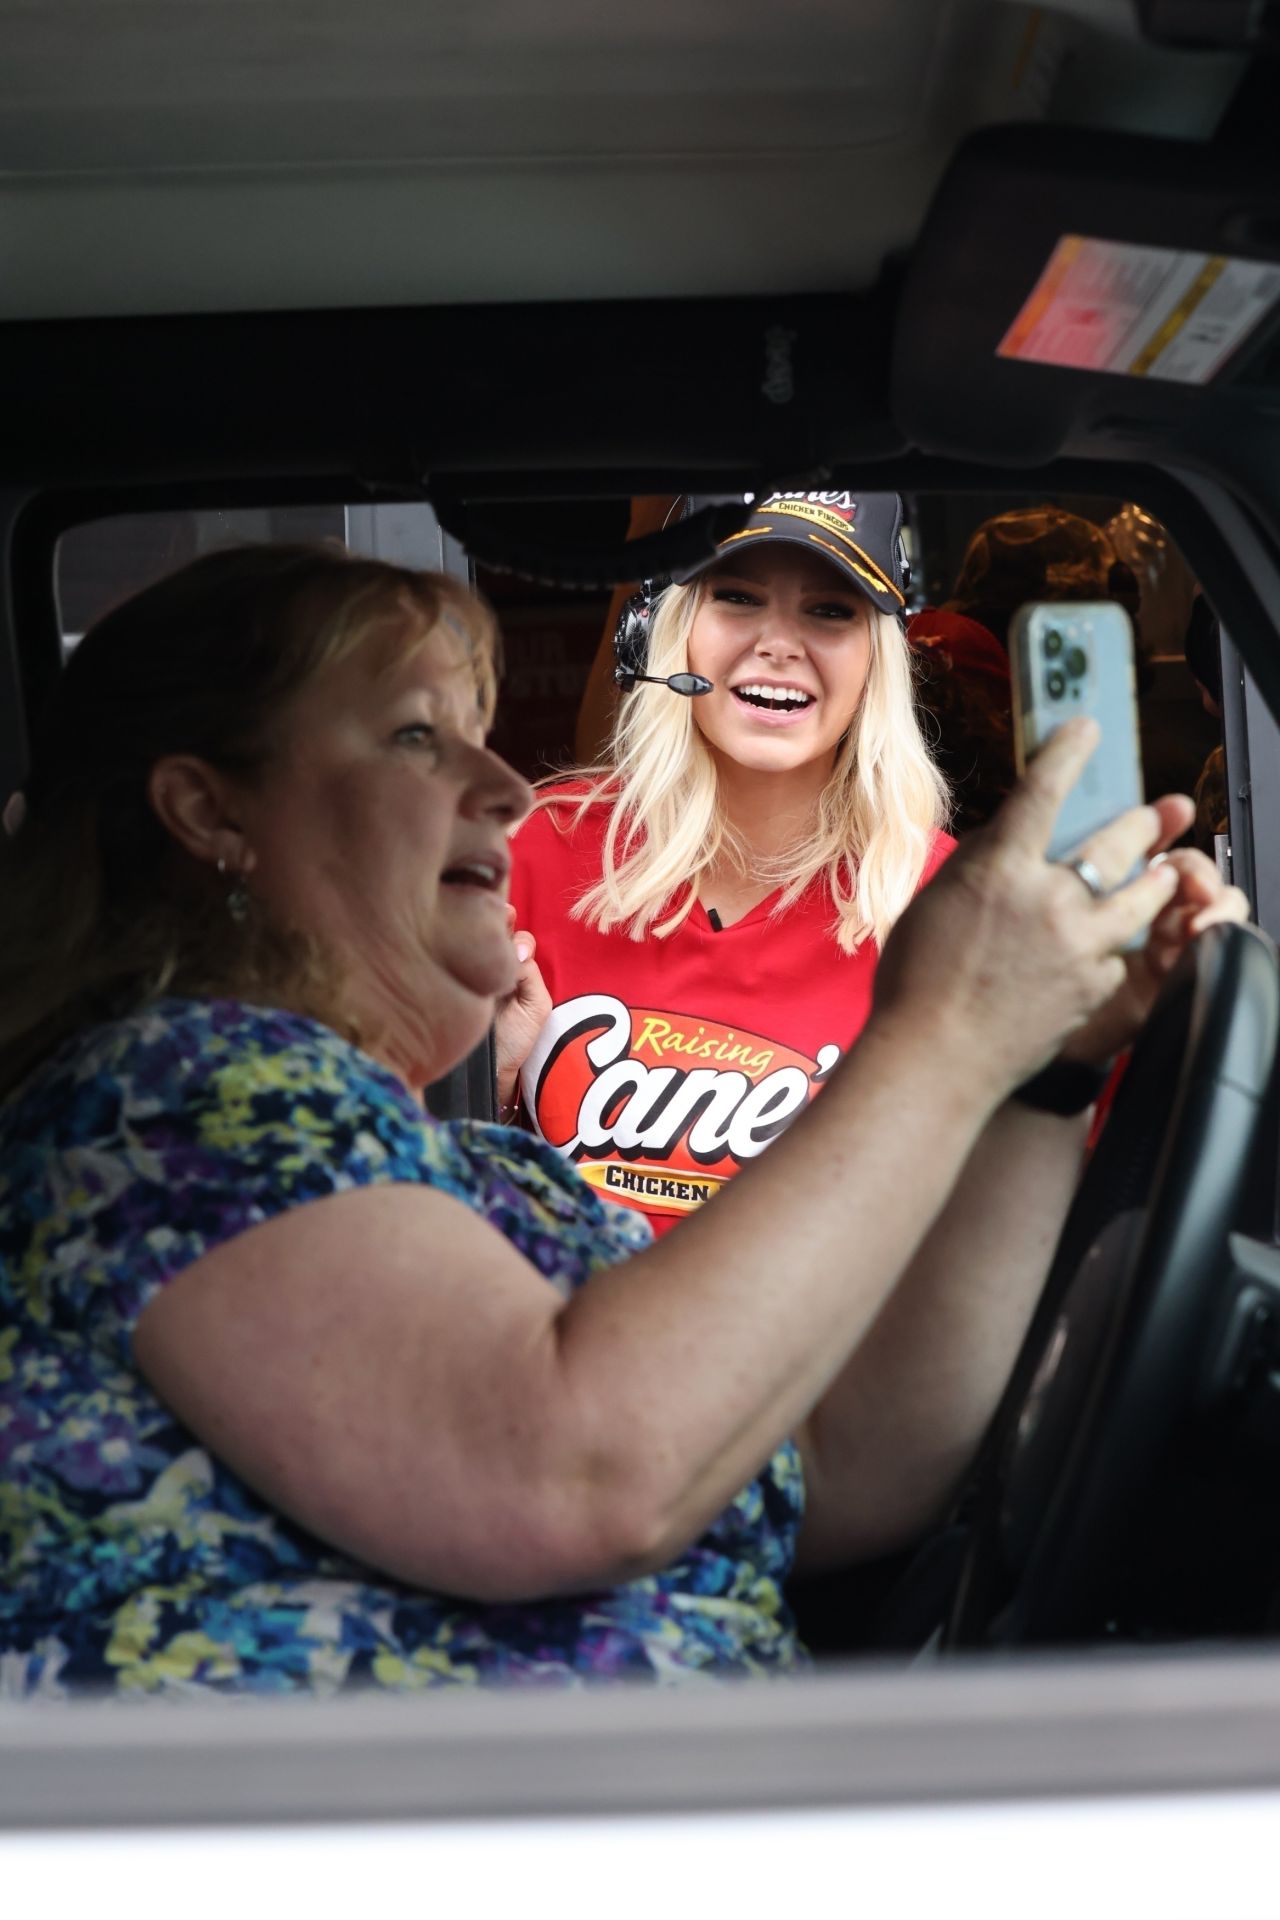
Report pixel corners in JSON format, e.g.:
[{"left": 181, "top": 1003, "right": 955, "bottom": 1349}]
[{"left": 1012, "top": 1058, "right": 1110, "bottom": 1116}]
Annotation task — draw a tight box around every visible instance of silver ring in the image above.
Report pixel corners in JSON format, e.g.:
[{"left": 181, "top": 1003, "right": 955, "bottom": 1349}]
[{"left": 1065, "top": 856, "right": 1106, "bottom": 900}]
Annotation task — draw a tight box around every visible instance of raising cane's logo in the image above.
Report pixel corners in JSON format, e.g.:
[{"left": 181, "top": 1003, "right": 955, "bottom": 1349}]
[{"left": 522, "top": 994, "right": 842, "bottom": 1215}]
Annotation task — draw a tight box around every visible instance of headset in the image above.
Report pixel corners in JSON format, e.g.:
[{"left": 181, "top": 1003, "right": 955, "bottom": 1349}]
[
  {"left": 613, "top": 497, "right": 713, "bottom": 697},
  {"left": 613, "top": 577, "right": 713, "bottom": 696}
]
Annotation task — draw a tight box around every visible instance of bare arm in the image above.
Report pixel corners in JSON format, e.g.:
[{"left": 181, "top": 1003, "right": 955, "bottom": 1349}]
[
  {"left": 134, "top": 1013, "right": 990, "bottom": 1605},
  {"left": 795, "top": 1099, "right": 1086, "bottom": 1571}
]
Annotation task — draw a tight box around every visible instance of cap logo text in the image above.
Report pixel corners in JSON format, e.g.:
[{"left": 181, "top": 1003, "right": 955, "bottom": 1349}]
[{"left": 763, "top": 490, "right": 858, "bottom": 514}]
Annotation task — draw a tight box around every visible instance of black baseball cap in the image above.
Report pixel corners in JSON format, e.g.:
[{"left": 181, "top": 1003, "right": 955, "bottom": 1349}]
[{"left": 672, "top": 490, "right": 907, "bottom": 614}]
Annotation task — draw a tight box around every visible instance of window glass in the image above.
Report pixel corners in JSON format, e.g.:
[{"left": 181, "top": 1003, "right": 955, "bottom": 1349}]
[
  {"left": 55, "top": 505, "right": 347, "bottom": 647},
  {"left": 51, "top": 491, "right": 1227, "bottom": 857}
]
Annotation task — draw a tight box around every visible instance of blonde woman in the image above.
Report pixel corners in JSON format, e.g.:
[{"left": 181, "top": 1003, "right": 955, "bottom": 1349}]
[{"left": 500, "top": 491, "right": 954, "bottom": 1236}]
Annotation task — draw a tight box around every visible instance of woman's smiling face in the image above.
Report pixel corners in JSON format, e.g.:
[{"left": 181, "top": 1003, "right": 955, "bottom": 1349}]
[{"left": 684, "top": 545, "right": 874, "bottom": 779}]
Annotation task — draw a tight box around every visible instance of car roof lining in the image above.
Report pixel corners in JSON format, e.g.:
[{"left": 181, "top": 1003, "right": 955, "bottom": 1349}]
[{"left": 0, "top": 0, "right": 1248, "bottom": 319}]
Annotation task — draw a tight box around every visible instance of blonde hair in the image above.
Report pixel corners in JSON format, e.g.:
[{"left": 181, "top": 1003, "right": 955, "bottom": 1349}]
[
  {"left": 0, "top": 543, "right": 499, "bottom": 1098},
  {"left": 559, "top": 579, "right": 948, "bottom": 952}
]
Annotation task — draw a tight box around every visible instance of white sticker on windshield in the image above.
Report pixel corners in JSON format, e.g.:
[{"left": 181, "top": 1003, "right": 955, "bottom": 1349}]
[{"left": 998, "top": 235, "right": 1280, "bottom": 384}]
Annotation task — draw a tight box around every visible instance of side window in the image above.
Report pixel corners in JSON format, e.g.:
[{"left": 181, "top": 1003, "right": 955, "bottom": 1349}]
[
  {"left": 906, "top": 495, "right": 1225, "bottom": 851},
  {"left": 54, "top": 501, "right": 617, "bottom": 790},
  {"left": 56, "top": 506, "right": 347, "bottom": 651},
  {"left": 53, "top": 495, "right": 1231, "bottom": 858}
]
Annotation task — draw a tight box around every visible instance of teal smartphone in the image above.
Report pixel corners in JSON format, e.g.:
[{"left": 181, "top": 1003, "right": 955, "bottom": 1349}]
[{"left": 1009, "top": 600, "right": 1143, "bottom": 866}]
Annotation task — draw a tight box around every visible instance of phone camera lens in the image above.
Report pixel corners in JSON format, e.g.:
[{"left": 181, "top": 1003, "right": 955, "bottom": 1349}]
[
  {"left": 1045, "top": 668, "right": 1067, "bottom": 700},
  {"left": 1066, "top": 646, "right": 1088, "bottom": 678},
  {"left": 1043, "top": 629, "right": 1065, "bottom": 657}
]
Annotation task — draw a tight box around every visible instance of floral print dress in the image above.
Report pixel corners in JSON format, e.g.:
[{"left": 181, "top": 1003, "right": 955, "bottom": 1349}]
[{"left": 0, "top": 998, "right": 806, "bottom": 1697}]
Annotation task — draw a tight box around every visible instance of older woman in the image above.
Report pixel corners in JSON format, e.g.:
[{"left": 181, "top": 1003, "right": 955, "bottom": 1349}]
[{"left": 0, "top": 542, "right": 1243, "bottom": 1696}]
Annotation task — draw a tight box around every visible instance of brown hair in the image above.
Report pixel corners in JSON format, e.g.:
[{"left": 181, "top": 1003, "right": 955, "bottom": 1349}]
[
  {"left": 948, "top": 506, "right": 1141, "bottom": 651},
  {"left": 0, "top": 541, "right": 500, "bottom": 1097}
]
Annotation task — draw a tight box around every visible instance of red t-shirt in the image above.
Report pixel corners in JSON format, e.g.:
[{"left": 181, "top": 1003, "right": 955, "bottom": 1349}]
[{"left": 509, "top": 787, "right": 954, "bottom": 1235}]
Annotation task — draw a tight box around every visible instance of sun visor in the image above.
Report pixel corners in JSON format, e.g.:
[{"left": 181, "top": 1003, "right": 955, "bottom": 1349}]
[{"left": 891, "top": 126, "right": 1280, "bottom": 466}]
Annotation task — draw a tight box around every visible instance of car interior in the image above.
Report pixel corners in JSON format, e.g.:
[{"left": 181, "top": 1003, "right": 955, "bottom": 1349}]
[{"left": 3, "top": 0, "right": 1280, "bottom": 1692}]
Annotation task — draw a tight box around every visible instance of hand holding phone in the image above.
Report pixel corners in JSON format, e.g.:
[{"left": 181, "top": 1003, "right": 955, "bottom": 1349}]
[{"left": 1009, "top": 601, "right": 1143, "bottom": 867}]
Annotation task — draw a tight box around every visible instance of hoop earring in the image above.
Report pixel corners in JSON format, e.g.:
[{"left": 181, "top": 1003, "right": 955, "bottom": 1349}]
[{"left": 216, "top": 855, "right": 251, "bottom": 925}]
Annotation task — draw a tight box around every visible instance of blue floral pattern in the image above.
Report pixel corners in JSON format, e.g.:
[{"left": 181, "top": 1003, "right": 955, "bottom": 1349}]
[{"left": 0, "top": 999, "right": 805, "bottom": 1697}]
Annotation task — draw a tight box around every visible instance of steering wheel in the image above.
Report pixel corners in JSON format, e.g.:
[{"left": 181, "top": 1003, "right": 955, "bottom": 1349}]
[{"left": 945, "top": 920, "right": 1280, "bottom": 1648}]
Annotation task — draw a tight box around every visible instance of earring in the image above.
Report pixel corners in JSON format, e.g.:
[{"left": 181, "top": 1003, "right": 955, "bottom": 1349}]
[{"left": 216, "top": 855, "right": 251, "bottom": 925}]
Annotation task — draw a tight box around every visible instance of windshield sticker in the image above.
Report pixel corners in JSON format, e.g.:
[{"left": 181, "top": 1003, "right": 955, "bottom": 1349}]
[{"left": 998, "top": 235, "right": 1280, "bottom": 384}]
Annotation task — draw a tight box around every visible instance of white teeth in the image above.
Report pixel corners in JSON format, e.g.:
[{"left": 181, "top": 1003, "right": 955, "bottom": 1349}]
[
  {"left": 735, "top": 683, "right": 813, "bottom": 707},
  {"left": 449, "top": 862, "right": 498, "bottom": 885}
]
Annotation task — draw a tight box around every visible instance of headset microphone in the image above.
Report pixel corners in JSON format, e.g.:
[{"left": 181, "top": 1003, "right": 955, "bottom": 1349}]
[
  {"left": 613, "top": 583, "right": 713, "bottom": 695},
  {"left": 629, "top": 670, "right": 713, "bottom": 697}
]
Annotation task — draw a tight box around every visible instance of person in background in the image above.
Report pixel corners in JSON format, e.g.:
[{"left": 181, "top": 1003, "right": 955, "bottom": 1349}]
[
  {"left": 906, "top": 605, "right": 1014, "bottom": 837},
  {"left": 1104, "top": 502, "right": 1197, "bottom": 673},
  {"left": 909, "top": 505, "right": 1144, "bottom": 834},
  {"left": 941, "top": 505, "right": 1142, "bottom": 659},
  {"left": 1105, "top": 502, "right": 1221, "bottom": 807},
  {"left": 501, "top": 491, "right": 954, "bottom": 1238}
]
